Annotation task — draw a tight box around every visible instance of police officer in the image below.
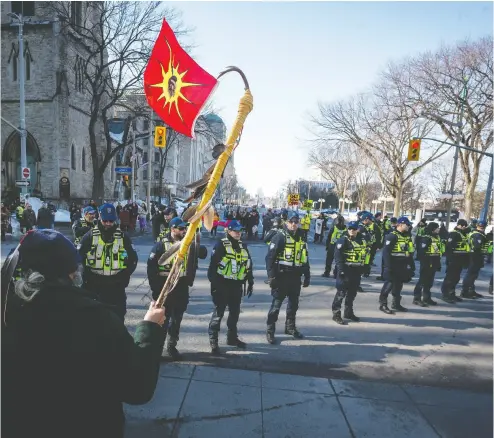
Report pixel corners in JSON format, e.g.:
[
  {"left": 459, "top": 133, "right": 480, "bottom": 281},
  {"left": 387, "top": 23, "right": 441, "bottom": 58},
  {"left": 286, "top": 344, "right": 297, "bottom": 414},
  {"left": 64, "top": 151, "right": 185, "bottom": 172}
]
[
  {"left": 376, "top": 216, "right": 396, "bottom": 281},
  {"left": 441, "top": 219, "right": 469, "bottom": 303},
  {"left": 147, "top": 217, "right": 190, "bottom": 359},
  {"left": 332, "top": 221, "right": 366, "bottom": 324},
  {"left": 78, "top": 203, "right": 138, "bottom": 321},
  {"left": 413, "top": 222, "right": 442, "bottom": 306},
  {"left": 264, "top": 216, "right": 282, "bottom": 244},
  {"left": 300, "top": 212, "right": 311, "bottom": 242},
  {"left": 208, "top": 220, "right": 254, "bottom": 354},
  {"left": 265, "top": 212, "right": 310, "bottom": 344},
  {"left": 357, "top": 213, "right": 375, "bottom": 290},
  {"left": 462, "top": 220, "right": 490, "bottom": 299},
  {"left": 368, "top": 213, "right": 382, "bottom": 268},
  {"left": 379, "top": 216, "right": 415, "bottom": 314},
  {"left": 156, "top": 207, "right": 178, "bottom": 242},
  {"left": 322, "top": 215, "right": 347, "bottom": 278},
  {"left": 73, "top": 206, "right": 96, "bottom": 246}
]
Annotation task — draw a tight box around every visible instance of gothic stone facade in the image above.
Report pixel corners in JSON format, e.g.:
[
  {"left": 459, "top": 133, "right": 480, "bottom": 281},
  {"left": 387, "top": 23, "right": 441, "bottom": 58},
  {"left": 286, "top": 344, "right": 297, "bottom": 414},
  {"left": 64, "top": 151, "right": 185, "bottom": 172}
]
[{"left": 1, "top": 1, "right": 111, "bottom": 201}]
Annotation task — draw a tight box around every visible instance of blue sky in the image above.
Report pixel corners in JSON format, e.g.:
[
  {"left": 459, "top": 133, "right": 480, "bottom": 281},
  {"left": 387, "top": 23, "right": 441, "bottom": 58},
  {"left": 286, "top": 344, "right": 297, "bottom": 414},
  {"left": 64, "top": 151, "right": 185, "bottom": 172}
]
[{"left": 169, "top": 1, "right": 493, "bottom": 197}]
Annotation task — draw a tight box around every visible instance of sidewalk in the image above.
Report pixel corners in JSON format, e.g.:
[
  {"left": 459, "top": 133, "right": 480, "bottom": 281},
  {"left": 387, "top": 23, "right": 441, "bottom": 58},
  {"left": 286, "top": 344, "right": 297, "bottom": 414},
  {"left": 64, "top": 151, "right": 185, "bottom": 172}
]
[{"left": 124, "top": 363, "right": 493, "bottom": 438}]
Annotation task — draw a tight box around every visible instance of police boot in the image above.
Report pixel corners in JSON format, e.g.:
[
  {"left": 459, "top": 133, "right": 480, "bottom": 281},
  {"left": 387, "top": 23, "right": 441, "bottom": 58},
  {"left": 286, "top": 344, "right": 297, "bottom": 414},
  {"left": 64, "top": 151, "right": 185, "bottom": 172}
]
[
  {"left": 344, "top": 308, "right": 360, "bottom": 322},
  {"left": 285, "top": 319, "right": 304, "bottom": 339},
  {"left": 412, "top": 298, "right": 428, "bottom": 307},
  {"left": 266, "top": 324, "right": 276, "bottom": 344},
  {"left": 332, "top": 311, "right": 346, "bottom": 325},
  {"left": 166, "top": 340, "right": 182, "bottom": 361},
  {"left": 357, "top": 286, "right": 364, "bottom": 292},
  {"left": 379, "top": 304, "right": 394, "bottom": 314},
  {"left": 423, "top": 298, "right": 437, "bottom": 306},
  {"left": 321, "top": 271, "right": 330, "bottom": 278},
  {"left": 226, "top": 330, "right": 247, "bottom": 349},
  {"left": 441, "top": 294, "right": 457, "bottom": 304},
  {"left": 376, "top": 276, "right": 384, "bottom": 281},
  {"left": 460, "top": 290, "right": 476, "bottom": 299},
  {"left": 209, "top": 332, "right": 221, "bottom": 355},
  {"left": 391, "top": 298, "right": 408, "bottom": 312}
]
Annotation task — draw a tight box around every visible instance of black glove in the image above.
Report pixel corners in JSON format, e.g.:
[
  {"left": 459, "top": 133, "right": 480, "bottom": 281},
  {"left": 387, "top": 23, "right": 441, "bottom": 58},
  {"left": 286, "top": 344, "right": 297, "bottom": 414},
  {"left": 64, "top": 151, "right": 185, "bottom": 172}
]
[
  {"left": 268, "top": 277, "right": 278, "bottom": 289},
  {"left": 303, "top": 276, "right": 310, "bottom": 288},
  {"left": 246, "top": 283, "right": 253, "bottom": 298}
]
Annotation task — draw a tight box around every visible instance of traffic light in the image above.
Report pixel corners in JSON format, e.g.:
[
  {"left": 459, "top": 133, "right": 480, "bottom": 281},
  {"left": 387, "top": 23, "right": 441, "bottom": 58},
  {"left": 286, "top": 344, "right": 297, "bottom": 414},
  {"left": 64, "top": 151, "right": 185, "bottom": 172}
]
[
  {"left": 122, "top": 175, "right": 129, "bottom": 187},
  {"left": 407, "top": 139, "right": 421, "bottom": 161},
  {"left": 154, "top": 126, "right": 166, "bottom": 148}
]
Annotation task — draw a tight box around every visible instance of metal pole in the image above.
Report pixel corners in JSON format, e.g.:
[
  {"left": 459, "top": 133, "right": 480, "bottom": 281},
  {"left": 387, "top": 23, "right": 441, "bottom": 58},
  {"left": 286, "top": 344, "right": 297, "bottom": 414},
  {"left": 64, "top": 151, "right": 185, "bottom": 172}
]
[
  {"left": 480, "top": 159, "right": 493, "bottom": 223},
  {"left": 131, "top": 136, "right": 136, "bottom": 202},
  {"left": 446, "top": 79, "right": 467, "bottom": 229},
  {"left": 17, "top": 14, "right": 28, "bottom": 196},
  {"left": 147, "top": 109, "right": 153, "bottom": 213}
]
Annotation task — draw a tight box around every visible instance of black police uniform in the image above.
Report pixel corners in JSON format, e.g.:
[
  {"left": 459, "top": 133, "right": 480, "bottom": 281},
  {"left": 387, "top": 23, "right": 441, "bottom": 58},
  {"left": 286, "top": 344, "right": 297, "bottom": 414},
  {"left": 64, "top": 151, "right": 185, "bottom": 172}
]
[
  {"left": 207, "top": 234, "right": 254, "bottom": 350},
  {"left": 323, "top": 223, "right": 347, "bottom": 278},
  {"left": 147, "top": 235, "right": 189, "bottom": 357},
  {"left": 357, "top": 221, "right": 374, "bottom": 278},
  {"left": 462, "top": 228, "right": 487, "bottom": 298},
  {"left": 379, "top": 230, "right": 415, "bottom": 313},
  {"left": 332, "top": 231, "right": 365, "bottom": 323},
  {"left": 413, "top": 231, "right": 441, "bottom": 305},
  {"left": 441, "top": 226, "right": 470, "bottom": 301},
  {"left": 265, "top": 225, "right": 310, "bottom": 342},
  {"left": 78, "top": 223, "right": 138, "bottom": 321},
  {"left": 368, "top": 222, "right": 382, "bottom": 267}
]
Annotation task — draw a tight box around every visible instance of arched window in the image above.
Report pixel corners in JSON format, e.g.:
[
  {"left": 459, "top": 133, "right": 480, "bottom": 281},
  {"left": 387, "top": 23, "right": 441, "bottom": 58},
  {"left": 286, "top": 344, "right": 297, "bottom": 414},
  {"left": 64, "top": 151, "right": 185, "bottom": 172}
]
[
  {"left": 81, "top": 147, "right": 86, "bottom": 171},
  {"left": 74, "top": 55, "right": 84, "bottom": 92},
  {"left": 71, "top": 144, "right": 76, "bottom": 170}
]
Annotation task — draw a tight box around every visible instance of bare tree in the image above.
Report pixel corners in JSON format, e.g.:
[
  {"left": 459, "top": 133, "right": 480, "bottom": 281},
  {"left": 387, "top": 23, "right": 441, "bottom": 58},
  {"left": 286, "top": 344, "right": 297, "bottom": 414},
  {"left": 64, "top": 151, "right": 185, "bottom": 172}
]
[
  {"left": 385, "top": 37, "right": 493, "bottom": 218},
  {"left": 52, "top": 2, "right": 189, "bottom": 198},
  {"left": 309, "top": 68, "right": 449, "bottom": 216}
]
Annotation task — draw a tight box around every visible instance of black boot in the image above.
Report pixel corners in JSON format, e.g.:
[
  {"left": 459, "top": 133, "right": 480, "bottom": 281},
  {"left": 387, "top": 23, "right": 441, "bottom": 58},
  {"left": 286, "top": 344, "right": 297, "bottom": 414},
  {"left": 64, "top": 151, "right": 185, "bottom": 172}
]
[
  {"left": 332, "top": 311, "right": 345, "bottom": 325},
  {"left": 379, "top": 304, "right": 394, "bottom": 314},
  {"left": 442, "top": 295, "right": 457, "bottom": 304},
  {"left": 321, "top": 271, "right": 330, "bottom": 278},
  {"left": 357, "top": 286, "right": 364, "bottom": 292},
  {"left": 391, "top": 298, "right": 408, "bottom": 312},
  {"left": 266, "top": 324, "right": 276, "bottom": 344},
  {"left": 285, "top": 319, "right": 304, "bottom": 339},
  {"left": 166, "top": 344, "right": 182, "bottom": 361},
  {"left": 423, "top": 298, "right": 437, "bottom": 306},
  {"left": 227, "top": 330, "right": 247, "bottom": 348},
  {"left": 376, "top": 276, "right": 384, "bottom": 281},
  {"left": 343, "top": 308, "right": 360, "bottom": 322},
  {"left": 412, "top": 298, "right": 427, "bottom": 307}
]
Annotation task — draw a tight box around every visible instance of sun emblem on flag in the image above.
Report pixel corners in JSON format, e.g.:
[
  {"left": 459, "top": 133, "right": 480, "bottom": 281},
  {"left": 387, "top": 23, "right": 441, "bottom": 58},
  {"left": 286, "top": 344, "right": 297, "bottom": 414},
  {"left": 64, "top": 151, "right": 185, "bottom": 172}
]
[{"left": 150, "top": 39, "right": 202, "bottom": 122}]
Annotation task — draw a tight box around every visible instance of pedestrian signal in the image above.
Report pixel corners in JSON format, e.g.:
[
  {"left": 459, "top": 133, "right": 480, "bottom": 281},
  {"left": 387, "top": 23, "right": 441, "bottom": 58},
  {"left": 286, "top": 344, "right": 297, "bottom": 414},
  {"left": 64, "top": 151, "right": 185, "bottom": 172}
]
[
  {"left": 154, "top": 126, "right": 166, "bottom": 148},
  {"left": 407, "top": 139, "right": 421, "bottom": 161}
]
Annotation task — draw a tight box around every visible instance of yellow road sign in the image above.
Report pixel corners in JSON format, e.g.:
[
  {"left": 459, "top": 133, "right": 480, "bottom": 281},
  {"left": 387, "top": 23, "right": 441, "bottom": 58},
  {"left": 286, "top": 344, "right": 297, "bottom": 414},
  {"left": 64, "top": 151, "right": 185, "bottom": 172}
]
[{"left": 288, "top": 194, "right": 300, "bottom": 205}]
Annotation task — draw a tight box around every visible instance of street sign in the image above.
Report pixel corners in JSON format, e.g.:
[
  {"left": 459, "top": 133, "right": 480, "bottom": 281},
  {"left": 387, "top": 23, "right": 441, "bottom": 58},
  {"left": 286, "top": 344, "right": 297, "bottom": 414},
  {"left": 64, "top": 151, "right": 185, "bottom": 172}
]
[
  {"left": 15, "top": 180, "right": 30, "bottom": 187},
  {"left": 22, "top": 167, "right": 30, "bottom": 179},
  {"left": 287, "top": 194, "right": 300, "bottom": 205},
  {"left": 115, "top": 166, "right": 132, "bottom": 174}
]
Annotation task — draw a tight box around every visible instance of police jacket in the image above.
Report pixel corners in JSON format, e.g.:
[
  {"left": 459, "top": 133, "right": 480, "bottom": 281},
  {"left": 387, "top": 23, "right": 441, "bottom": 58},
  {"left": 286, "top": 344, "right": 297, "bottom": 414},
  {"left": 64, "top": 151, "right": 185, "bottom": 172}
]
[
  {"left": 147, "top": 235, "right": 189, "bottom": 299},
  {"left": 357, "top": 222, "right": 374, "bottom": 246},
  {"left": 444, "top": 228, "right": 470, "bottom": 262},
  {"left": 208, "top": 234, "right": 254, "bottom": 287},
  {"left": 382, "top": 230, "right": 415, "bottom": 271},
  {"left": 416, "top": 233, "right": 442, "bottom": 269},
  {"left": 469, "top": 229, "right": 488, "bottom": 257},
  {"left": 78, "top": 223, "right": 138, "bottom": 288},
  {"left": 73, "top": 218, "right": 95, "bottom": 243},
  {"left": 326, "top": 224, "right": 347, "bottom": 249},
  {"left": 2, "top": 279, "right": 165, "bottom": 438},
  {"left": 334, "top": 232, "right": 366, "bottom": 274},
  {"left": 265, "top": 226, "right": 310, "bottom": 279}
]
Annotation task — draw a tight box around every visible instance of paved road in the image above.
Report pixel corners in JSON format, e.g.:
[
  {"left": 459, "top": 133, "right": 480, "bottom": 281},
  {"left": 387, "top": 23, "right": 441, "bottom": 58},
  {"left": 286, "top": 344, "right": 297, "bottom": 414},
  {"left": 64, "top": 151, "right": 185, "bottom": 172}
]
[{"left": 3, "top": 229, "right": 492, "bottom": 392}]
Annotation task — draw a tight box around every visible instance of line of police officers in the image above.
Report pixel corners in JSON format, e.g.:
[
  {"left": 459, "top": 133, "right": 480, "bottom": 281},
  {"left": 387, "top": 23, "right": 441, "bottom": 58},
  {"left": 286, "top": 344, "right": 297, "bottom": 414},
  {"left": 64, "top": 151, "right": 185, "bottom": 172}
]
[{"left": 70, "top": 203, "right": 491, "bottom": 359}]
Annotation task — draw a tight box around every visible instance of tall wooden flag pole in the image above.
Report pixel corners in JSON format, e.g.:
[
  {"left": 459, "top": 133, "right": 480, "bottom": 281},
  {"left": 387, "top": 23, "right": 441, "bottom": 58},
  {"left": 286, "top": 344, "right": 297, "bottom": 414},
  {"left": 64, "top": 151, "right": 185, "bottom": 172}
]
[{"left": 155, "top": 69, "right": 253, "bottom": 307}]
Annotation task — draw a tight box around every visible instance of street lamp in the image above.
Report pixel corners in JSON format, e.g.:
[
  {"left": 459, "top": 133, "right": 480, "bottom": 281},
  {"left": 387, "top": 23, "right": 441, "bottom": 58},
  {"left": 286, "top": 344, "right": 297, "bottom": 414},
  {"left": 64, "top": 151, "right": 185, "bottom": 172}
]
[
  {"left": 8, "top": 12, "right": 28, "bottom": 197},
  {"left": 318, "top": 198, "right": 325, "bottom": 211},
  {"left": 371, "top": 199, "right": 381, "bottom": 214}
]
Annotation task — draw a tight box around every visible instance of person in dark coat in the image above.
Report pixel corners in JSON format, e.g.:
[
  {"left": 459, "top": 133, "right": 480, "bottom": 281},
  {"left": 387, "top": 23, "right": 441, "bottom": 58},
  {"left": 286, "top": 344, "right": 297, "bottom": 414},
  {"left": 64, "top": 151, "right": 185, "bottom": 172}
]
[
  {"left": 37, "top": 202, "right": 54, "bottom": 229},
  {"left": 2, "top": 229, "right": 165, "bottom": 438},
  {"left": 23, "top": 203, "right": 37, "bottom": 231}
]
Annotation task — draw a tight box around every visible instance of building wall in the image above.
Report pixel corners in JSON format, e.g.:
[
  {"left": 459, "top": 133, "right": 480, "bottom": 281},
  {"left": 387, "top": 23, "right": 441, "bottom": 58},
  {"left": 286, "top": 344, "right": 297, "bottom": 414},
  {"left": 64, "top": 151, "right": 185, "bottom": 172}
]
[{"left": 1, "top": 1, "right": 112, "bottom": 201}]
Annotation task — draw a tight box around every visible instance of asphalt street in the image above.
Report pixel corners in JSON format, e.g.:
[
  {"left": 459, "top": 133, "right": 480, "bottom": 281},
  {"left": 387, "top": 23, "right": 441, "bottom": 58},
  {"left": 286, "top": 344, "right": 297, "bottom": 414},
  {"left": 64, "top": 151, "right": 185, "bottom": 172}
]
[{"left": 2, "top": 228, "right": 492, "bottom": 393}]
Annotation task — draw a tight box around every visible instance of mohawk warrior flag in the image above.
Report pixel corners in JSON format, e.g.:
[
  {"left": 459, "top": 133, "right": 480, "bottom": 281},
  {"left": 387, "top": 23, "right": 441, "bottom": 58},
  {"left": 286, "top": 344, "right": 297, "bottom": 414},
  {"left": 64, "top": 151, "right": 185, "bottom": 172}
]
[{"left": 144, "top": 19, "right": 218, "bottom": 138}]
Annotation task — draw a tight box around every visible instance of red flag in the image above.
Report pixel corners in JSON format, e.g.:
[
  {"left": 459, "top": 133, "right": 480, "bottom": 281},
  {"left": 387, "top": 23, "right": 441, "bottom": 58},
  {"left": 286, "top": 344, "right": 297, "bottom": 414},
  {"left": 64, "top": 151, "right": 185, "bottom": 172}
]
[{"left": 144, "top": 20, "right": 218, "bottom": 138}]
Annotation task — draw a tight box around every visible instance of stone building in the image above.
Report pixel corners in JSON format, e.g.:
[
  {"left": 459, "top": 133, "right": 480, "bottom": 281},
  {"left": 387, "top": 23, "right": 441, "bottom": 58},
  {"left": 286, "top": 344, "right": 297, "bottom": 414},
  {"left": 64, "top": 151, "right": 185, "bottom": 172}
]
[{"left": 1, "top": 1, "right": 111, "bottom": 202}]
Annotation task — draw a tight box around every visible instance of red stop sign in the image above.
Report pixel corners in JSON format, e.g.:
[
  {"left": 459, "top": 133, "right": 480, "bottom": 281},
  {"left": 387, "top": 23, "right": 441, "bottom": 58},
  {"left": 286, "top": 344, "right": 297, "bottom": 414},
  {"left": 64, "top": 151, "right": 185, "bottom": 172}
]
[{"left": 22, "top": 167, "right": 30, "bottom": 179}]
